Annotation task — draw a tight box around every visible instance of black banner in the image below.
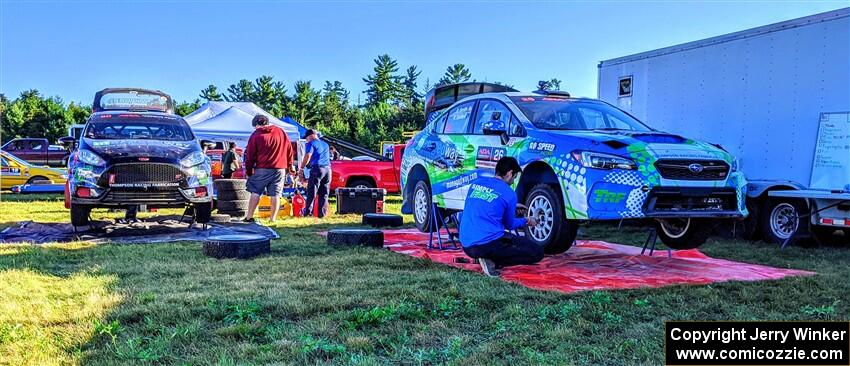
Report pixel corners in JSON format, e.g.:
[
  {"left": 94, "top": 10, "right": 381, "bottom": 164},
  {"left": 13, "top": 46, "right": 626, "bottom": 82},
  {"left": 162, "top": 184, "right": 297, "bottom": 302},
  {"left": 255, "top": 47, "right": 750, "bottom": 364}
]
[{"left": 665, "top": 321, "right": 849, "bottom": 365}]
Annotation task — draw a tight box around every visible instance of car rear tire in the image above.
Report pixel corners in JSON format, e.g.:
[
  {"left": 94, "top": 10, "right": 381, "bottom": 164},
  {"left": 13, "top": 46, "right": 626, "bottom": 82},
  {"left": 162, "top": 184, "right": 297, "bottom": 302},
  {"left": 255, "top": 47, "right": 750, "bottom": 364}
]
[
  {"left": 761, "top": 198, "right": 807, "bottom": 244},
  {"left": 27, "top": 176, "right": 50, "bottom": 184},
  {"left": 347, "top": 179, "right": 376, "bottom": 189},
  {"left": 194, "top": 202, "right": 213, "bottom": 224},
  {"left": 412, "top": 180, "right": 433, "bottom": 233},
  {"left": 217, "top": 199, "right": 249, "bottom": 212},
  {"left": 524, "top": 183, "right": 577, "bottom": 254},
  {"left": 654, "top": 218, "right": 714, "bottom": 249},
  {"left": 214, "top": 179, "right": 247, "bottom": 192},
  {"left": 70, "top": 204, "right": 91, "bottom": 226}
]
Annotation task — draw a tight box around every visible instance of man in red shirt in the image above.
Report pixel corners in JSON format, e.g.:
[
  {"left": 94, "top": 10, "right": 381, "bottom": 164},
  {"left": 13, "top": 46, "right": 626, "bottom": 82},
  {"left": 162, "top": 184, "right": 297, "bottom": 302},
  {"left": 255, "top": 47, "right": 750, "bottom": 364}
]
[{"left": 243, "top": 115, "right": 294, "bottom": 223}]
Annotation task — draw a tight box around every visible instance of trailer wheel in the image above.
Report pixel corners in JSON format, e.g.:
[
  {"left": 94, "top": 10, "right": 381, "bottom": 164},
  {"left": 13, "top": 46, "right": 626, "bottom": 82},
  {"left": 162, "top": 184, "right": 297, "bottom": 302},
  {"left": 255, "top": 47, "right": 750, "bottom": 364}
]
[
  {"left": 524, "top": 183, "right": 577, "bottom": 254},
  {"left": 654, "top": 218, "right": 714, "bottom": 249},
  {"left": 70, "top": 203, "right": 91, "bottom": 226},
  {"left": 412, "top": 180, "right": 433, "bottom": 233},
  {"left": 761, "top": 198, "right": 807, "bottom": 244}
]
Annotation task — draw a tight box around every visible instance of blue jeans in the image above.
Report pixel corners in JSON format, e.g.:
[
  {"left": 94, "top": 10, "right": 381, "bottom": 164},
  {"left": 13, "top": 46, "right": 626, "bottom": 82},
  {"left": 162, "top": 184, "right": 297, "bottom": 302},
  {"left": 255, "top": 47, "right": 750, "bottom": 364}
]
[{"left": 304, "top": 166, "right": 331, "bottom": 218}]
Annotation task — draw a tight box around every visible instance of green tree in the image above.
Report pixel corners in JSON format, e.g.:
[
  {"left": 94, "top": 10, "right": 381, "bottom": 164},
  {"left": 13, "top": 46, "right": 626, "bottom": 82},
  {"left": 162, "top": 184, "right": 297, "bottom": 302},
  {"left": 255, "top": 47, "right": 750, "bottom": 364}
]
[
  {"left": 362, "top": 54, "right": 402, "bottom": 106},
  {"left": 199, "top": 85, "right": 224, "bottom": 101},
  {"left": 252, "top": 75, "right": 288, "bottom": 116},
  {"left": 174, "top": 99, "right": 202, "bottom": 116},
  {"left": 225, "top": 79, "right": 255, "bottom": 102},
  {"left": 319, "top": 81, "right": 351, "bottom": 139},
  {"left": 438, "top": 64, "right": 472, "bottom": 86},
  {"left": 285, "top": 81, "right": 321, "bottom": 127},
  {"left": 400, "top": 65, "right": 422, "bottom": 107}
]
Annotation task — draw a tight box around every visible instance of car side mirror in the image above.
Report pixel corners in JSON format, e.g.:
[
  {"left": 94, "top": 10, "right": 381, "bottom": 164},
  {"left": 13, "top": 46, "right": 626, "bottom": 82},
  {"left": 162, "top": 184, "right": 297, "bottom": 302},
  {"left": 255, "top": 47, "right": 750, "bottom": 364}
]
[
  {"left": 58, "top": 136, "right": 76, "bottom": 150},
  {"left": 200, "top": 140, "right": 216, "bottom": 151},
  {"left": 482, "top": 121, "right": 509, "bottom": 145}
]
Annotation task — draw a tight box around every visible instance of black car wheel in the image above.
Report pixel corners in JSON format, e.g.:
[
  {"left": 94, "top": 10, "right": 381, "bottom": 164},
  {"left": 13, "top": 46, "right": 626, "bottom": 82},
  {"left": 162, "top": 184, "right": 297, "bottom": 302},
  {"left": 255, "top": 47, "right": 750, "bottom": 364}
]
[
  {"left": 524, "top": 183, "right": 577, "bottom": 254},
  {"left": 412, "top": 180, "right": 433, "bottom": 233},
  {"left": 654, "top": 218, "right": 714, "bottom": 249},
  {"left": 347, "top": 179, "right": 375, "bottom": 189}
]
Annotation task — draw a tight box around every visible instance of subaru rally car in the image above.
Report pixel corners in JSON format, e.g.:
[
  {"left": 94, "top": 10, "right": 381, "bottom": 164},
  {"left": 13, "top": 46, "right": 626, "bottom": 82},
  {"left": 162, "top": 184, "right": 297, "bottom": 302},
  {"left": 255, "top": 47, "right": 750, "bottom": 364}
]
[
  {"left": 400, "top": 83, "right": 747, "bottom": 252},
  {"left": 62, "top": 88, "right": 214, "bottom": 226}
]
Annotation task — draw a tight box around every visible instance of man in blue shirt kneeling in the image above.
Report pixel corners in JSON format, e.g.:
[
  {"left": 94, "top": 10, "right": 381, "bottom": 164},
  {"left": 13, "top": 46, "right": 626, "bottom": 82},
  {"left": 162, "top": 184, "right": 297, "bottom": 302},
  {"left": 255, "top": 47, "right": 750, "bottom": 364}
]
[{"left": 459, "top": 157, "right": 543, "bottom": 277}]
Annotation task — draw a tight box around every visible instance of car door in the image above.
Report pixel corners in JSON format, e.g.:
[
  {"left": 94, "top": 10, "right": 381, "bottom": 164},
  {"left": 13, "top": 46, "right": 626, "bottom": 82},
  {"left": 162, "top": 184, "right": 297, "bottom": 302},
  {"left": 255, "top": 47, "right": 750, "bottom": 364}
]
[
  {"left": 469, "top": 99, "right": 527, "bottom": 176},
  {"left": 1, "top": 155, "right": 26, "bottom": 188},
  {"left": 430, "top": 100, "right": 477, "bottom": 210}
]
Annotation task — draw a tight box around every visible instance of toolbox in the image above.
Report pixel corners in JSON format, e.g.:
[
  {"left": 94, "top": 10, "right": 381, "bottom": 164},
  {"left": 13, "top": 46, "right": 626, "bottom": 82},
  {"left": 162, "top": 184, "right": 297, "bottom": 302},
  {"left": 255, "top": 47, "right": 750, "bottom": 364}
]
[{"left": 335, "top": 187, "right": 386, "bottom": 214}]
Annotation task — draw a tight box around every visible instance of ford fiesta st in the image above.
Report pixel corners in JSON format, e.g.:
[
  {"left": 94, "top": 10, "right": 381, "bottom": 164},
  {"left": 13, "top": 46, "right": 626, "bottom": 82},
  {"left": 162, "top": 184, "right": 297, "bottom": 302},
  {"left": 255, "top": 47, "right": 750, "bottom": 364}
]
[
  {"left": 62, "top": 88, "right": 214, "bottom": 226},
  {"left": 400, "top": 83, "right": 747, "bottom": 252}
]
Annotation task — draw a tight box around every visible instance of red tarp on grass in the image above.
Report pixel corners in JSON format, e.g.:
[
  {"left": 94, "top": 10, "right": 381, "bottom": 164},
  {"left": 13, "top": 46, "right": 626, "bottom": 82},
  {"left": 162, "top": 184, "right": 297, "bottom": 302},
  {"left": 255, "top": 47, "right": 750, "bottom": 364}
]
[{"left": 375, "top": 229, "right": 814, "bottom": 294}]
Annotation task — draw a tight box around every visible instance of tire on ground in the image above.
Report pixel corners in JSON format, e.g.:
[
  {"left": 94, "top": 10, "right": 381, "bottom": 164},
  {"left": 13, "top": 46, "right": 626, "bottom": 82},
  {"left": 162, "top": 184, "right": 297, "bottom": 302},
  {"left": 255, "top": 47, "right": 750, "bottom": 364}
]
[
  {"left": 217, "top": 199, "right": 249, "bottom": 212},
  {"left": 327, "top": 228, "right": 384, "bottom": 248},
  {"left": 70, "top": 203, "right": 91, "bottom": 226},
  {"left": 203, "top": 234, "right": 270, "bottom": 259},
  {"left": 210, "top": 214, "right": 231, "bottom": 223},
  {"left": 412, "top": 180, "right": 433, "bottom": 233},
  {"left": 524, "top": 183, "right": 578, "bottom": 254},
  {"left": 362, "top": 213, "right": 404, "bottom": 227},
  {"left": 761, "top": 198, "right": 808, "bottom": 245},
  {"left": 654, "top": 218, "right": 715, "bottom": 249},
  {"left": 218, "top": 209, "right": 248, "bottom": 218},
  {"left": 214, "top": 179, "right": 247, "bottom": 192},
  {"left": 217, "top": 189, "right": 250, "bottom": 201}
]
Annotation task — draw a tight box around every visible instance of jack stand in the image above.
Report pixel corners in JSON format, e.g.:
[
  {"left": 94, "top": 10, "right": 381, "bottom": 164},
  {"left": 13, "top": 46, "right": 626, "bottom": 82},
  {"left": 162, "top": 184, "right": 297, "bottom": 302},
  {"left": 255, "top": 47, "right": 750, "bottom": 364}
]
[{"left": 641, "top": 227, "right": 672, "bottom": 258}]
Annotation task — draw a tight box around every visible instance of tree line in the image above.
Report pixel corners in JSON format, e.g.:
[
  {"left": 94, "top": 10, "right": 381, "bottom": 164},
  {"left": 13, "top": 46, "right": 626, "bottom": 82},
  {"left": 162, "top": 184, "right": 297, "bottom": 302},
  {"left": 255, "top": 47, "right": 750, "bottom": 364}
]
[{"left": 1, "top": 54, "right": 561, "bottom": 150}]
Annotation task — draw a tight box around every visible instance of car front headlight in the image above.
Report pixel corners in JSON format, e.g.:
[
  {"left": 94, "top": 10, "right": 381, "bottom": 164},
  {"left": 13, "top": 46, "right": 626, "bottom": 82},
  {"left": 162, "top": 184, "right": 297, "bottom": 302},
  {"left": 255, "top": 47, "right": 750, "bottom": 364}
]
[
  {"left": 181, "top": 151, "right": 207, "bottom": 168},
  {"left": 571, "top": 151, "right": 636, "bottom": 170},
  {"left": 730, "top": 158, "right": 740, "bottom": 173},
  {"left": 78, "top": 149, "right": 105, "bottom": 166}
]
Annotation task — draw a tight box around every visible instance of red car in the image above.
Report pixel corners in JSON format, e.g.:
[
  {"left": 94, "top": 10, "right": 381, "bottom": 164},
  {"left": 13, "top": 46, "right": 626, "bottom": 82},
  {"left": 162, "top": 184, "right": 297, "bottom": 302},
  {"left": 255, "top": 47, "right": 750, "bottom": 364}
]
[{"left": 328, "top": 143, "right": 404, "bottom": 194}]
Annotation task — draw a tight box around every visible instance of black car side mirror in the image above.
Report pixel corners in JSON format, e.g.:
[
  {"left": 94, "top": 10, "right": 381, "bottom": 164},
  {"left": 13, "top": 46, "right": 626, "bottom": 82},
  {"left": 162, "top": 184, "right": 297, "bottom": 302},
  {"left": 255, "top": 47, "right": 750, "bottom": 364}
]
[
  {"left": 58, "top": 136, "right": 76, "bottom": 150},
  {"left": 200, "top": 140, "right": 216, "bottom": 151}
]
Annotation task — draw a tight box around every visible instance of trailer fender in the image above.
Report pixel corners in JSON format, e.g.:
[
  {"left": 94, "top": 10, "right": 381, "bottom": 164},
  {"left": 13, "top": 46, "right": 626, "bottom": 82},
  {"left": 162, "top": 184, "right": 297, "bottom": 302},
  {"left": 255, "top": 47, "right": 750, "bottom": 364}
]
[{"left": 746, "top": 180, "right": 807, "bottom": 199}]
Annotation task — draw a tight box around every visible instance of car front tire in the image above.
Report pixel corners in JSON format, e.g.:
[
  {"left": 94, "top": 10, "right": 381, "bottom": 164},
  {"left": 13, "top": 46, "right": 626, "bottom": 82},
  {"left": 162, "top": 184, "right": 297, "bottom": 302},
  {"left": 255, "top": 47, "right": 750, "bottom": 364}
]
[{"left": 524, "top": 183, "right": 577, "bottom": 254}]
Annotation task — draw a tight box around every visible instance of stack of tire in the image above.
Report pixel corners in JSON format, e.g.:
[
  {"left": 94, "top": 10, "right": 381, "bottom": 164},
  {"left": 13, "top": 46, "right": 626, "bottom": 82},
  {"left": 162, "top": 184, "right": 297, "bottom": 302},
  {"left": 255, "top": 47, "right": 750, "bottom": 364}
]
[{"left": 214, "top": 179, "right": 250, "bottom": 219}]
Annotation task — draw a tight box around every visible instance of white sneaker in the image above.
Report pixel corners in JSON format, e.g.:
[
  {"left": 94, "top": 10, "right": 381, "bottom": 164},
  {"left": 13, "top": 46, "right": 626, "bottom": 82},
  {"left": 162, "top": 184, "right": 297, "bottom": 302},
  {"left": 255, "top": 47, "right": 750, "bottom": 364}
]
[{"left": 478, "top": 258, "right": 501, "bottom": 277}]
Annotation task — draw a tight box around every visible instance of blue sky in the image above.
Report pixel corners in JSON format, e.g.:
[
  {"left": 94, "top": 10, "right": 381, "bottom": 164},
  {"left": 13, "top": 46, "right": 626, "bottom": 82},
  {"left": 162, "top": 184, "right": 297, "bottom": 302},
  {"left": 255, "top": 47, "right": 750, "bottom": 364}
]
[{"left": 1, "top": 1, "right": 846, "bottom": 105}]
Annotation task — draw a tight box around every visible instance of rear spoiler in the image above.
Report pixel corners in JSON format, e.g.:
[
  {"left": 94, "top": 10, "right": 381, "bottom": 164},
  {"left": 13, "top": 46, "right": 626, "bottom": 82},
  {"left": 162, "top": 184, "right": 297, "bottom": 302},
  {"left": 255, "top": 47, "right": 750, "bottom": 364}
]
[
  {"left": 92, "top": 88, "right": 175, "bottom": 114},
  {"left": 424, "top": 82, "right": 518, "bottom": 123},
  {"left": 321, "top": 135, "right": 389, "bottom": 162}
]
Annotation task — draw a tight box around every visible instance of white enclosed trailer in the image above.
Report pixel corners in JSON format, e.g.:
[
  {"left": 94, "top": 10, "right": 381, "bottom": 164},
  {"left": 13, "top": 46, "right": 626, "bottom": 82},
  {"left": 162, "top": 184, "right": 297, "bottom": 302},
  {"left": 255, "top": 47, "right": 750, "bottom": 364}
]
[{"left": 598, "top": 8, "right": 850, "bottom": 244}]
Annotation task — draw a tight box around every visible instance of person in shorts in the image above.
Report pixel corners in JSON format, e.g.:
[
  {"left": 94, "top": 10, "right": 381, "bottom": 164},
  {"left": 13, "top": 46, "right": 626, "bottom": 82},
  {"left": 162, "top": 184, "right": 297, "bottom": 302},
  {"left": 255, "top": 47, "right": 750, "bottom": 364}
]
[{"left": 243, "top": 115, "right": 294, "bottom": 223}]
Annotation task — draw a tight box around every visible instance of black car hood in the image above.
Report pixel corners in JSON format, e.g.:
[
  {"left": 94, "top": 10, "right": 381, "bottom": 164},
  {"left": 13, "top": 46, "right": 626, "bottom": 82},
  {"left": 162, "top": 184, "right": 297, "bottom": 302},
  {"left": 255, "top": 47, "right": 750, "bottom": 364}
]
[{"left": 82, "top": 138, "right": 199, "bottom": 160}]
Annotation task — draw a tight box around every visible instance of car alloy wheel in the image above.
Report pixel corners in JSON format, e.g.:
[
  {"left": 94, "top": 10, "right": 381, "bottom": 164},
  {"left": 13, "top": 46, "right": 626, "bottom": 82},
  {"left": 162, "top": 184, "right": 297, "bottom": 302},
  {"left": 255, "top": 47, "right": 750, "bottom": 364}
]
[
  {"left": 769, "top": 202, "right": 798, "bottom": 240},
  {"left": 658, "top": 218, "right": 691, "bottom": 239},
  {"left": 528, "top": 195, "right": 554, "bottom": 242},
  {"left": 414, "top": 186, "right": 429, "bottom": 226}
]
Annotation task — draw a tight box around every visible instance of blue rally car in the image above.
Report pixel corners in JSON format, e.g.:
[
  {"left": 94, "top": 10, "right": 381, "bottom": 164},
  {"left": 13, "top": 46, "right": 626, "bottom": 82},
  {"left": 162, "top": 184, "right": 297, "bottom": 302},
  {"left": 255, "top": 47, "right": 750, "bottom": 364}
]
[
  {"left": 61, "top": 88, "right": 214, "bottom": 226},
  {"left": 400, "top": 83, "right": 747, "bottom": 252}
]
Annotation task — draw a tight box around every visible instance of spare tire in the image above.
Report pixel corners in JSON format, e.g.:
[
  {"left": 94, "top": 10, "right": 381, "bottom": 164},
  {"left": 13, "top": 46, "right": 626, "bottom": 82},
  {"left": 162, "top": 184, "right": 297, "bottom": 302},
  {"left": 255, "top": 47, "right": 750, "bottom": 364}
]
[
  {"left": 217, "top": 199, "right": 249, "bottom": 212},
  {"left": 362, "top": 213, "right": 404, "bottom": 227},
  {"left": 214, "top": 179, "right": 247, "bottom": 192},
  {"left": 210, "top": 214, "right": 232, "bottom": 223},
  {"left": 217, "top": 189, "right": 250, "bottom": 201},
  {"left": 327, "top": 228, "right": 384, "bottom": 248},
  {"left": 203, "top": 234, "right": 270, "bottom": 259},
  {"left": 218, "top": 209, "right": 247, "bottom": 218}
]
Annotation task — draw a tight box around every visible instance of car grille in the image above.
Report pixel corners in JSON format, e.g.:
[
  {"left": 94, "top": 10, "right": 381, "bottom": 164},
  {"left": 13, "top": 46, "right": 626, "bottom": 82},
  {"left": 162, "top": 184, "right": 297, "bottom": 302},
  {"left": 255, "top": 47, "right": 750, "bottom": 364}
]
[
  {"left": 105, "top": 189, "right": 185, "bottom": 202},
  {"left": 645, "top": 188, "right": 738, "bottom": 213},
  {"left": 99, "top": 163, "right": 185, "bottom": 185},
  {"left": 654, "top": 159, "right": 729, "bottom": 180}
]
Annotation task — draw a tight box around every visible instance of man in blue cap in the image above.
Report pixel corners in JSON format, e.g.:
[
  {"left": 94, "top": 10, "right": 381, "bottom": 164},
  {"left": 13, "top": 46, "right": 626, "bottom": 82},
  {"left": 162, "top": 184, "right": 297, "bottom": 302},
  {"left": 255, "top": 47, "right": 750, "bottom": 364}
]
[
  {"left": 459, "top": 156, "right": 542, "bottom": 277},
  {"left": 298, "top": 129, "right": 331, "bottom": 218}
]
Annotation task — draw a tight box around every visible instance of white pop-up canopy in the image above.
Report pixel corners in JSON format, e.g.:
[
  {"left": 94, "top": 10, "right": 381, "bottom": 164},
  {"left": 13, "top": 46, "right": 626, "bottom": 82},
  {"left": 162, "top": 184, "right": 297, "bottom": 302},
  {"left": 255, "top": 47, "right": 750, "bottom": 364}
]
[{"left": 184, "top": 102, "right": 300, "bottom": 147}]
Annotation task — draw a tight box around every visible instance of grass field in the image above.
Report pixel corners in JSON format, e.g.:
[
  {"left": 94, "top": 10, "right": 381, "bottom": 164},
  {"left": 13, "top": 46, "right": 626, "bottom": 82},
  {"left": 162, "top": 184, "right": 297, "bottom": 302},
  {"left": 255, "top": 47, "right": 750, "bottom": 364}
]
[{"left": 0, "top": 194, "right": 848, "bottom": 365}]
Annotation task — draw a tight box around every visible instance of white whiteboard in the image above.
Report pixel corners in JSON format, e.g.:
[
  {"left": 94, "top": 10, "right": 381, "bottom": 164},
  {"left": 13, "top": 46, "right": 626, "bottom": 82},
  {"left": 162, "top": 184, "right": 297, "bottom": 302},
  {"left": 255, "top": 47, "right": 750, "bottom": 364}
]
[{"left": 810, "top": 112, "right": 850, "bottom": 190}]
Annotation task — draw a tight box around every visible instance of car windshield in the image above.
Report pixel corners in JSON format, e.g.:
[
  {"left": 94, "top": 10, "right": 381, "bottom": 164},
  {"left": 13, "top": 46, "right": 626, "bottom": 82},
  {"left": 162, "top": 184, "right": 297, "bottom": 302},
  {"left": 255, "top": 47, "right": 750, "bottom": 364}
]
[
  {"left": 84, "top": 115, "right": 194, "bottom": 141},
  {"left": 509, "top": 97, "right": 652, "bottom": 131}
]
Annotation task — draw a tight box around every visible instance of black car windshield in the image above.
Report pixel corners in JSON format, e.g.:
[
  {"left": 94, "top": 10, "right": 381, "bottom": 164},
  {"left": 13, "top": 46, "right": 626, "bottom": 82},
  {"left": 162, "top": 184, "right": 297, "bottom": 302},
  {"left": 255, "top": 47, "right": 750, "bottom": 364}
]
[
  {"left": 509, "top": 97, "right": 652, "bottom": 132},
  {"left": 84, "top": 115, "right": 194, "bottom": 141}
]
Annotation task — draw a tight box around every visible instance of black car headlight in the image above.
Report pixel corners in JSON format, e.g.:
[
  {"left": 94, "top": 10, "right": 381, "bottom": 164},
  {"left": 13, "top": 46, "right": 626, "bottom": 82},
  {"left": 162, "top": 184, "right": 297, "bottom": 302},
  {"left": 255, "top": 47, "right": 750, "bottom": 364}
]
[
  {"left": 571, "top": 150, "right": 637, "bottom": 170},
  {"left": 77, "top": 149, "right": 106, "bottom": 166},
  {"left": 180, "top": 151, "right": 206, "bottom": 168}
]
